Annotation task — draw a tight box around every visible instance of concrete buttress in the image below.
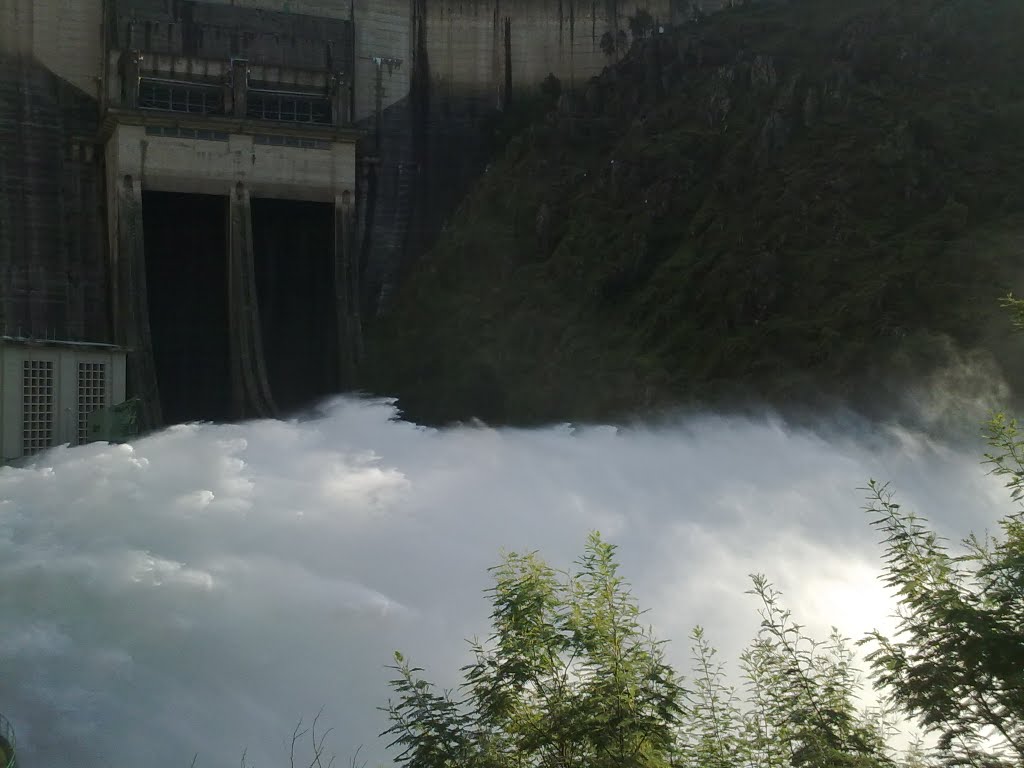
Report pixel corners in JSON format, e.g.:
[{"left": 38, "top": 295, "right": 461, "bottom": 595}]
[
  {"left": 334, "top": 190, "right": 361, "bottom": 387},
  {"left": 228, "top": 181, "right": 277, "bottom": 420},
  {"left": 112, "top": 174, "right": 163, "bottom": 429}
]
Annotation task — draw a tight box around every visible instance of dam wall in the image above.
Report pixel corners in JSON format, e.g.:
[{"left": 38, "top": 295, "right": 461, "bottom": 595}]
[
  {"left": 358, "top": 0, "right": 673, "bottom": 313},
  {"left": 1, "top": 0, "right": 699, "bottom": 420},
  {"left": 0, "top": 0, "right": 104, "bottom": 94},
  {"left": 421, "top": 0, "right": 674, "bottom": 100},
  {"left": 1, "top": 0, "right": 680, "bottom": 334},
  {"left": 0, "top": 0, "right": 106, "bottom": 342},
  {"left": 0, "top": 56, "right": 107, "bottom": 342},
  {"left": 31, "top": 0, "right": 105, "bottom": 97},
  {"left": 354, "top": 0, "right": 411, "bottom": 122}
]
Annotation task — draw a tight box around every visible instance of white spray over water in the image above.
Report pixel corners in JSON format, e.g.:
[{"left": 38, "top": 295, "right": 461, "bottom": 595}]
[{"left": 0, "top": 396, "right": 1009, "bottom": 767}]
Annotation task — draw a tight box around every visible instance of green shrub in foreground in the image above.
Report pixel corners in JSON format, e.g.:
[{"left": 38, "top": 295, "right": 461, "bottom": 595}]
[{"left": 381, "top": 419, "right": 1024, "bottom": 768}]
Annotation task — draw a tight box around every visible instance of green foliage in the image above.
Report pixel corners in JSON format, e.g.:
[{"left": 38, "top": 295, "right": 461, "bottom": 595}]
[
  {"left": 381, "top": 370, "right": 1024, "bottom": 768},
  {"left": 735, "top": 577, "right": 894, "bottom": 768},
  {"left": 860, "top": 418, "right": 1024, "bottom": 767},
  {"left": 677, "top": 577, "right": 912, "bottom": 768},
  {"left": 382, "top": 533, "right": 685, "bottom": 768},
  {"left": 381, "top": 534, "right": 901, "bottom": 768}
]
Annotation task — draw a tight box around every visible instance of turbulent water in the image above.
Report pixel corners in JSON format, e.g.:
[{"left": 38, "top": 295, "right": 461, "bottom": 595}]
[{"left": 0, "top": 396, "right": 1010, "bottom": 767}]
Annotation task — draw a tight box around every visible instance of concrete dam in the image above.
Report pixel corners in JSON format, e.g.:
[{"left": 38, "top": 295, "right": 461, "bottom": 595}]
[{"left": 0, "top": 0, "right": 716, "bottom": 458}]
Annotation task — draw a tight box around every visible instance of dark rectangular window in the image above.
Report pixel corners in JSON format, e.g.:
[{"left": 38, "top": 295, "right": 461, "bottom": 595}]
[
  {"left": 247, "top": 90, "right": 331, "bottom": 125},
  {"left": 139, "top": 78, "right": 224, "bottom": 116},
  {"left": 253, "top": 134, "right": 331, "bottom": 151},
  {"left": 145, "top": 126, "right": 230, "bottom": 143}
]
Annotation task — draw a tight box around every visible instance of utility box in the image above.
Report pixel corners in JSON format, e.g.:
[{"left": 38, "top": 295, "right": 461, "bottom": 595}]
[{"left": 0, "top": 337, "right": 128, "bottom": 464}]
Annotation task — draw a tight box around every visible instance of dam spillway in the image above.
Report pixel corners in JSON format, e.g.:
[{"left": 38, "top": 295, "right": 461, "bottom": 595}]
[
  {"left": 141, "top": 192, "right": 345, "bottom": 424},
  {"left": 97, "top": 0, "right": 364, "bottom": 428},
  {"left": 0, "top": 0, "right": 684, "bottom": 456},
  {"left": 0, "top": 0, "right": 364, "bottom": 445}
]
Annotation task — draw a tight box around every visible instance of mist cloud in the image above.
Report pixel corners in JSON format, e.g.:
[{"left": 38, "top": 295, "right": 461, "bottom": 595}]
[{"left": 0, "top": 397, "right": 1007, "bottom": 767}]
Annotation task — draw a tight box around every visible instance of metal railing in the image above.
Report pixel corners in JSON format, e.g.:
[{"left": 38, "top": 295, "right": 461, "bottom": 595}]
[
  {"left": 139, "top": 77, "right": 225, "bottom": 115},
  {"left": 0, "top": 712, "right": 16, "bottom": 768},
  {"left": 246, "top": 88, "right": 331, "bottom": 124}
]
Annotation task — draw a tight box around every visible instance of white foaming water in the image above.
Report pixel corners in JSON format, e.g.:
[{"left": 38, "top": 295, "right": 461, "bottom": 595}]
[{"left": 0, "top": 396, "right": 1009, "bottom": 767}]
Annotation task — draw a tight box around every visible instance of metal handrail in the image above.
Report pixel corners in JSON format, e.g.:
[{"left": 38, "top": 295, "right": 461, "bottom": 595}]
[
  {"left": 0, "top": 712, "right": 16, "bottom": 768},
  {"left": 139, "top": 75, "right": 224, "bottom": 90}
]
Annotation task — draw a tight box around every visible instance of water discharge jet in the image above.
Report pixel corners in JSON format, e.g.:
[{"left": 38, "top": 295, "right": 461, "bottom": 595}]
[{"left": 0, "top": 398, "right": 1006, "bottom": 767}]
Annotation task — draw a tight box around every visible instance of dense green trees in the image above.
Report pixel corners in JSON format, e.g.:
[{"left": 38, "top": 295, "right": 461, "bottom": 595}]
[
  {"left": 862, "top": 416, "right": 1024, "bottom": 767},
  {"left": 381, "top": 426, "right": 1024, "bottom": 767},
  {"left": 381, "top": 534, "right": 895, "bottom": 768},
  {"left": 382, "top": 535, "right": 683, "bottom": 768}
]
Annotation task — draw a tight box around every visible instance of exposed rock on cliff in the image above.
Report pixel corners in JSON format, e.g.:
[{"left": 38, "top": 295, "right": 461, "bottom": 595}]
[{"left": 366, "top": 0, "right": 1024, "bottom": 425}]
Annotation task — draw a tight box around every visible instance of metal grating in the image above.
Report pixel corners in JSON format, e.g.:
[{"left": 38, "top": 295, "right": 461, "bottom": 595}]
[
  {"left": 22, "top": 360, "right": 55, "bottom": 457},
  {"left": 77, "top": 362, "right": 107, "bottom": 445}
]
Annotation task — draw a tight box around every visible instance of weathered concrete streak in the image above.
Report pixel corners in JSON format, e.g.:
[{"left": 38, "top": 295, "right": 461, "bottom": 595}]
[
  {"left": 200, "top": 0, "right": 350, "bottom": 19},
  {"left": 416, "top": 0, "right": 673, "bottom": 102},
  {"left": 349, "top": 0, "right": 670, "bottom": 125}
]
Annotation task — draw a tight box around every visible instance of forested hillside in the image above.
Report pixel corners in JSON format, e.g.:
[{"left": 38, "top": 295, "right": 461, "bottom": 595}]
[{"left": 366, "top": 0, "right": 1024, "bottom": 425}]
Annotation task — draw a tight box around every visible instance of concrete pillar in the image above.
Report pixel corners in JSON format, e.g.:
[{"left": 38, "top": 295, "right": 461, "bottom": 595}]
[
  {"left": 228, "top": 58, "right": 249, "bottom": 118},
  {"left": 111, "top": 174, "right": 163, "bottom": 429},
  {"left": 119, "top": 49, "right": 142, "bottom": 108},
  {"left": 227, "top": 181, "right": 276, "bottom": 419},
  {"left": 372, "top": 57, "right": 402, "bottom": 152},
  {"left": 355, "top": 155, "right": 377, "bottom": 312},
  {"left": 330, "top": 72, "right": 351, "bottom": 125},
  {"left": 334, "top": 190, "right": 361, "bottom": 387}
]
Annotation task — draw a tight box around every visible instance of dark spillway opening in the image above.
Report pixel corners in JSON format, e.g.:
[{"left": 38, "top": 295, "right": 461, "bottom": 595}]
[
  {"left": 143, "top": 191, "right": 232, "bottom": 424},
  {"left": 251, "top": 198, "right": 339, "bottom": 414}
]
